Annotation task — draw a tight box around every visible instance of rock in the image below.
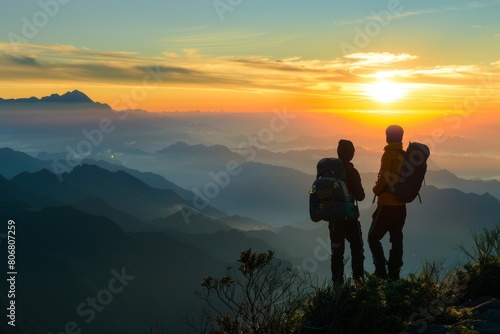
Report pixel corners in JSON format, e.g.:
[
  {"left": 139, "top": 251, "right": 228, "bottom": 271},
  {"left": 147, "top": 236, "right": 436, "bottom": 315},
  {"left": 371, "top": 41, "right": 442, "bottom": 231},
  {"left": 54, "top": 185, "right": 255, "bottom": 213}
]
[
  {"left": 479, "top": 309, "right": 500, "bottom": 324},
  {"left": 460, "top": 297, "right": 500, "bottom": 333},
  {"left": 403, "top": 324, "right": 451, "bottom": 334},
  {"left": 404, "top": 297, "right": 500, "bottom": 334},
  {"left": 462, "top": 296, "right": 494, "bottom": 308},
  {"left": 462, "top": 319, "right": 500, "bottom": 333}
]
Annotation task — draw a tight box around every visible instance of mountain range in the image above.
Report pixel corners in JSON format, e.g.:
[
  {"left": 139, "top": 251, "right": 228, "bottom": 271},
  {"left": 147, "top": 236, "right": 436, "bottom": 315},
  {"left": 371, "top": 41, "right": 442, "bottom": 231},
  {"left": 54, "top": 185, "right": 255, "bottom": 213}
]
[
  {"left": 1, "top": 90, "right": 500, "bottom": 332},
  {"left": 0, "top": 90, "right": 111, "bottom": 109},
  {"left": 2, "top": 90, "right": 499, "bottom": 179},
  {"left": 0, "top": 205, "right": 227, "bottom": 333},
  {"left": 2, "top": 146, "right": 499, "bottom": 264}
]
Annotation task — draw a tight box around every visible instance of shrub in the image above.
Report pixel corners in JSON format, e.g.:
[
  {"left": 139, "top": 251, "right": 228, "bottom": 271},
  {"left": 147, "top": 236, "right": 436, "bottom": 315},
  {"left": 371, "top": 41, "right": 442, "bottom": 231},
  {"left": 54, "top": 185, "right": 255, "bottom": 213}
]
[
  {"left": 191, "top": 224, "right": 500, "bottom": 334},
  {"left": 456, "top": 223, "right": 500, "bottom": 300},
  {"left": 191, "top": 249, "right": 311, "bottom": 334}
]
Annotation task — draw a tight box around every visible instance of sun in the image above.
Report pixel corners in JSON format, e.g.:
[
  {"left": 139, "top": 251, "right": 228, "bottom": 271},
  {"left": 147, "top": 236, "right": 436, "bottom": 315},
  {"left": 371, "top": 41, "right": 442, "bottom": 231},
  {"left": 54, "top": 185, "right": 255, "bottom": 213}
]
[{"left": 364, "top": 80, "right": 407, "bottom": 103}]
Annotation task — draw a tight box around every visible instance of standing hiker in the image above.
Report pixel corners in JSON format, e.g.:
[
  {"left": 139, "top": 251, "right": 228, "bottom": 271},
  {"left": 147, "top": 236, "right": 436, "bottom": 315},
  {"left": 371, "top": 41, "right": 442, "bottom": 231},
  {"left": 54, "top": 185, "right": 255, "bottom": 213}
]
[
  {"left": 329, "top": 139, "right": 365, "bottom": 284},
  {"left": 368, "top": 125, "right": 407, "bottom": 280}
]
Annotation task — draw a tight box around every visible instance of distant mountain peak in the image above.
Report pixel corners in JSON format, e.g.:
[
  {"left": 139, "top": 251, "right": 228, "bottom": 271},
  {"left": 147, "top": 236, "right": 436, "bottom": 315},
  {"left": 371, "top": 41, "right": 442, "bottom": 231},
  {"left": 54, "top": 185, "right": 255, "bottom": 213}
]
[
  {"left": 157, "top": 141, "right": 234, "bottom": 156},
  {"left": 0, "top": 90, "right": 114, "bottom": 113},
  {"left": 40, "top": 90, "right": 94, "bottom": 103},
  {"left": 0, "top": 90, "right": 113, "bottom": 109}
]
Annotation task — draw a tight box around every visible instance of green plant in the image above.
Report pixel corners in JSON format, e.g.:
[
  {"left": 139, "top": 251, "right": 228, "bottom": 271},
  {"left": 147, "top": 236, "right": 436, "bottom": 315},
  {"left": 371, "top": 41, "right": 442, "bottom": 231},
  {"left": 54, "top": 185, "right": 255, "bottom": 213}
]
[
  {"left": 191, "top": 224, "right": 500, "bottom": 334},
  {"left": 191, "top": 249, "right": 311, "bottom": 334},
  {"left": 300, "top": 276, "right": 425, "bottom": 334},
  {"left": 300, "top": 265, "right": 472, "bottom": 334},
  {"left": 456, "top": 223, "right": 500, "bottom": 300},
  {"left": 448, "top": 324, "right": 480, "bottom": 334}
]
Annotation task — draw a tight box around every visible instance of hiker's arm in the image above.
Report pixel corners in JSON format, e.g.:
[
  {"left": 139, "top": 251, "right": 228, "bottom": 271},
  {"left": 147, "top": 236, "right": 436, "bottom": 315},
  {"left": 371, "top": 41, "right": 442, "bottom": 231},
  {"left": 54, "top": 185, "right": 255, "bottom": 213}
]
[
  {"left": 349, "top": 168, "right": 365, "bottom": 201},
  {"left": 373, "top": 151, "right": 392, "bottom": 195}
]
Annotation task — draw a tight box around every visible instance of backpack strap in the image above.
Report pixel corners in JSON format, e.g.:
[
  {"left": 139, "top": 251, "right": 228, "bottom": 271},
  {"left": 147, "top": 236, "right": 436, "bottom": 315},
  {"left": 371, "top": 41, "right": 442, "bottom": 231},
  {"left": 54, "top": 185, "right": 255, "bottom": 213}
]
[{"left": 373, "top": 148, "right": 405, "bottom": 202}]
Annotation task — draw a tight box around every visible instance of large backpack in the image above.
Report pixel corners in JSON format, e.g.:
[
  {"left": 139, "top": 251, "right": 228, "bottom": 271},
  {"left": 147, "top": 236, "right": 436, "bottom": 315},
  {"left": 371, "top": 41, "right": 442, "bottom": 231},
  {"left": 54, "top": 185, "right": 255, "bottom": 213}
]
[
  {"left": 309, "top": 158, "right": 359, "bottom": 223},
  {"left": 386, "top": 142, "right": 430, "bottom": 203}
]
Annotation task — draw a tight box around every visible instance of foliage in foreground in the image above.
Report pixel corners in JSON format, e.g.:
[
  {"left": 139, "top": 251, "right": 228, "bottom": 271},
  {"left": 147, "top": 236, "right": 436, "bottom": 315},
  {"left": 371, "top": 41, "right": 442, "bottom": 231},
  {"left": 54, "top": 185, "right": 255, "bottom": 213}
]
[
  {"left": 191, "top": 223, "right": 500, "bottom": 334},
  {"left": 189, "top": 249, "right": 311, "bottom": 334},
  {"left": 301, "top": 271, "right": 469, "bottom": 334},
  {"left": 456, "top": 224, "right": 500, "bottom": 301}
]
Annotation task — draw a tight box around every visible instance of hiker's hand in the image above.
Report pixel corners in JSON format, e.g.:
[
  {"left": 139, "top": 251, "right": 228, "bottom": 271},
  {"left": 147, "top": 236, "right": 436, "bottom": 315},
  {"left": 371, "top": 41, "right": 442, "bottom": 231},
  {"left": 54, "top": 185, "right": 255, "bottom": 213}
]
[{"left": 373, "top": 183, "right": 383, "bottom": 195}]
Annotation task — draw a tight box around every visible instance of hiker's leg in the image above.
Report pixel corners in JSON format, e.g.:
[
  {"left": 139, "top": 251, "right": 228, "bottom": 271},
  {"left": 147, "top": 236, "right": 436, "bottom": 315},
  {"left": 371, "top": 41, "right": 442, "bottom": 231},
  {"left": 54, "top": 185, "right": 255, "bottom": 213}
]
[
  {"left": 368, "top": 205, "right": 389, "bottom": 278},
  {"left": 388, "top": 205, "right": 407, "bottom": 280},
  {"left": 329, "top": 221, "right": 346, "bottom": 284},
  {"left": 346, "top": 220, "right": 365, "bottom": 282}
]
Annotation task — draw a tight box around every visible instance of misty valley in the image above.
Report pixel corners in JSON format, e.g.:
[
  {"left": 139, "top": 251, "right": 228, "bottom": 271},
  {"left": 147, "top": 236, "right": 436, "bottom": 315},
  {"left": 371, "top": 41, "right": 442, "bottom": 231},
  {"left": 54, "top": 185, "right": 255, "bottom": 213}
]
[{"left": 1, "top": 91, "right": 500, "bottom": 333}]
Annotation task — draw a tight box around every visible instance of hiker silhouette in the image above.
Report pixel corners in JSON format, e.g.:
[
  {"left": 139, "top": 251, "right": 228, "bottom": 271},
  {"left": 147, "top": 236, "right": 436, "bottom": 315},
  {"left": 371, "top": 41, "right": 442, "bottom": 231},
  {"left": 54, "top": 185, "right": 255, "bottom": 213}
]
[
  {"left": 368, "top": 125, "right": 407, "bottom": 280},
  {"left": 329, "top": 139, "right": 365, "bottom": 284}
]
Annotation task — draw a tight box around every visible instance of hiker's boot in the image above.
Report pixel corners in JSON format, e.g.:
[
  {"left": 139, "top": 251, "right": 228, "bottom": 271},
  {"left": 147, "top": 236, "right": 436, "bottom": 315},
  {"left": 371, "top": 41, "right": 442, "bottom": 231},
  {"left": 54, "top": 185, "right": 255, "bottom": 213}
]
[
  {"left": 332, "top": 276, "right": 345, "bottom": 286},
  {"left": 387, "top": 251, "right": 403, "bottom": 280},
  {"left": 374, "top": 263, "right": 387, "bottom": 279},
  {"left": 352, "top": 274, "right": 365, "bottom": 284},
  {"left": 388, "top": 266, "right": 401, "bottom": 280}
]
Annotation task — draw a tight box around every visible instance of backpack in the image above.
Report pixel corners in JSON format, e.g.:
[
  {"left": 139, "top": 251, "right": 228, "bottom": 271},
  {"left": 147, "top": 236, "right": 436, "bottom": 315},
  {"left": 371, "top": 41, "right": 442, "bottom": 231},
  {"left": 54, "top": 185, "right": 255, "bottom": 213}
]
[
  {"left": 309, "top": 158, "right": 359, "bottom": 223},
  {"left": 386, "top": 142, "right": 430, "bottom": 203}
]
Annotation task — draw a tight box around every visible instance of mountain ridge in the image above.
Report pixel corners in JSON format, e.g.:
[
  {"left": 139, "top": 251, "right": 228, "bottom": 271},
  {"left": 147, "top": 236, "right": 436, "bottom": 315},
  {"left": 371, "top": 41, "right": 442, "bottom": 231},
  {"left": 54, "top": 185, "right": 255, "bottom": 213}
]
[
  {"left": 1, "top": 205, "right": 228, "bottom": 333},
  {"left": 2, "top": 90, "right": 94, "bottom": 104},
  {"left": 0, "top": 90, "right": 112, "bottom": 111}
]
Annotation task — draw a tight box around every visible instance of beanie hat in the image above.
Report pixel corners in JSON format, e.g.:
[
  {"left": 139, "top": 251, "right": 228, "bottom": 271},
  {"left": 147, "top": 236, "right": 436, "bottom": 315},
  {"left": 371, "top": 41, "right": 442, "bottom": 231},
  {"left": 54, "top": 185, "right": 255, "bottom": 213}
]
[
  {"left": 386, "top": 125, "right": 404, "bottom": 143},
  {"left": 337, "top": 139, "right": 355, "bottom": 162}
]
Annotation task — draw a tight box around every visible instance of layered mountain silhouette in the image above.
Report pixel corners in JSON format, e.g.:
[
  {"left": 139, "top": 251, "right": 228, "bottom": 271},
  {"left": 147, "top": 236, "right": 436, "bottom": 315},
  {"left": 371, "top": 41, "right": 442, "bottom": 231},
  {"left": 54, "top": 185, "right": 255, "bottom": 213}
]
[
  {"left": 3, "top": 146, "right": 500, "bottom": 229},
  {"left": 1, "top": 137, "right": 500, "bottom": 332},
  {"left": 0, "top": 90, "right": 110, "bottom": 109},
  {"left": 0, "top": 205, "right": 227, "bottom": 333},
  {"left": 425, "top": 168, "right": 500, "bottom": 200},
  {"left": 1, "top": 90, "right": 500, "bottom": 333},
  {"left": 0, "top": 147, "right": 53, "bottom": 179},
  {"left": 9, "top": 164, "right": 219, "bottom": 223}
]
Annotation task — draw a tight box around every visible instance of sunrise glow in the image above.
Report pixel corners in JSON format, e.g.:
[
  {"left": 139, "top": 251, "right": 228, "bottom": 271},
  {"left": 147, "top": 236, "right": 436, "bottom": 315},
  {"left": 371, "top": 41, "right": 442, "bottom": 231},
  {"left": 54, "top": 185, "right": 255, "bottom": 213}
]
[
  {"left": 364, "top": 81, "right": 408, "bottom": 103},
  {"left": 0, "top": 2, "right": 498, "bottom": 117}
]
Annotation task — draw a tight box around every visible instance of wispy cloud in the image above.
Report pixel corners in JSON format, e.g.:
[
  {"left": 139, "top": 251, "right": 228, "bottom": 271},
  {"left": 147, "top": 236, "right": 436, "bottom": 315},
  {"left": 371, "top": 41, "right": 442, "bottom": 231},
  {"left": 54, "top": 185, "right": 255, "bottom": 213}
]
[
  {"left": 0, "top": 43, "right": 498, "bottom": 105},
  {"left": 3, "top": 53, "right": 39, "bottom": 66},
  {"left": 160, "top": 30, "right": 295, "bottom": 54},
  {"left": 344, "top": 52, "right": 418, "bottom": 65},
  {"left": 334, "top": 0, "right": 499, "bottom": 25}
]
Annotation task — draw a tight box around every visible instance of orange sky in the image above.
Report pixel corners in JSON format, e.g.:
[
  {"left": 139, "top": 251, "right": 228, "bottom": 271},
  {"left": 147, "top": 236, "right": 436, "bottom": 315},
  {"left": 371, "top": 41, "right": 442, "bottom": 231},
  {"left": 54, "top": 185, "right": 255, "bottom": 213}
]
[
  {"left": 1, "top": 45, "right": 499, "bottom": 118},
  {"left": 2, "top": 0, "right": 500, "bottom": 120}
]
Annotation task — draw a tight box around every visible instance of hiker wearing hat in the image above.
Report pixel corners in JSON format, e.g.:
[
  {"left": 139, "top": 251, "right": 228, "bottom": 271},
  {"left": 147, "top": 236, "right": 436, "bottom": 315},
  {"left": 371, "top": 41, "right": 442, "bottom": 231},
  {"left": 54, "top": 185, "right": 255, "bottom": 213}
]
[
  {"left": 368, "top": 125, "right": 407, "bottom": 280},
  {"left": 329, "top": 139, "right": 366, "bottom": 284}
]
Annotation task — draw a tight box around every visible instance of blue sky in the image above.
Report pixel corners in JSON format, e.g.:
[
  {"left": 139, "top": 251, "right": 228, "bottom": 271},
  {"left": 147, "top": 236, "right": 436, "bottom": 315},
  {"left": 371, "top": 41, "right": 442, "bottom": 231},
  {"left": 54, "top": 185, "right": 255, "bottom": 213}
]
[
  {"left": 2, "top": 0, "right": 499, "bottom": 59},
  {"left": 1, "top": 0, "right": 499, "bottom": 112}
]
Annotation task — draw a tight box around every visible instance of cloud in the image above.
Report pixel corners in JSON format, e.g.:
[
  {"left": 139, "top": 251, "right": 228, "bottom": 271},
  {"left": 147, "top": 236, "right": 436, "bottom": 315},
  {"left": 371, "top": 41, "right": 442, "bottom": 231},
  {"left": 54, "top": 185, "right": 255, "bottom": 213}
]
[
  {"left": 344, "top": 52, "right": 418, "bottom": 64},
  {"left": 161, "top": 30, "right": 294, "bottom": 54},
  {"left": 3, "top": 53, "right": 39, "bottom": 66},
  {"left": 0, "top": 43, "right": 498, "bottom": 104},
  {"left": 334, "top": 0, "right": 498, "bottom": 25}
]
